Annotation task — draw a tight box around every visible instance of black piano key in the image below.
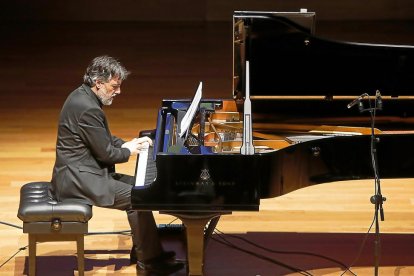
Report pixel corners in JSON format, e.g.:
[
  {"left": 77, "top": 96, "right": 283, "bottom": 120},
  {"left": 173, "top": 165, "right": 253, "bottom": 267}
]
[{"left": 144, "top": 146, "right": 157, "bottom": 186}]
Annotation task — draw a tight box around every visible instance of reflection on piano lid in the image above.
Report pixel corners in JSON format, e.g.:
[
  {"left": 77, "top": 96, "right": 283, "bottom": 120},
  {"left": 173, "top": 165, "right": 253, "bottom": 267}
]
[
  {"left": 285, "top": 135, "right": 329, "bottom": 144},
  {"left": 233, "top": 11, "right": 414, "bottom": 99}
]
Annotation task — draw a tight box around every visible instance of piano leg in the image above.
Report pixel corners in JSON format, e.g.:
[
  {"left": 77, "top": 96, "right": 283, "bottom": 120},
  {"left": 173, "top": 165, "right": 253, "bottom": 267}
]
[
  {"left": 204, "top": 216, "right": 221, "bottom": 247},
  {"left": 165, "top": 212, "right": 231, "bottom": 276}
]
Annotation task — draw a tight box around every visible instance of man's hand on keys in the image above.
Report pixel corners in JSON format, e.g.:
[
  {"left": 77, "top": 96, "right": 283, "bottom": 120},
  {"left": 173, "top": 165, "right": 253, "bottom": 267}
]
[{"left": 122, "top": 136, "right": 153, "bottom": 155}]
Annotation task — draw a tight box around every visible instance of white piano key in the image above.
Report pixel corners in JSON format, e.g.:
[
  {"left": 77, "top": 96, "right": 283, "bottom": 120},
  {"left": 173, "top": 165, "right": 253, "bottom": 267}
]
[{"left": 134, "top": 142, "right": 149, "bottom": 187}]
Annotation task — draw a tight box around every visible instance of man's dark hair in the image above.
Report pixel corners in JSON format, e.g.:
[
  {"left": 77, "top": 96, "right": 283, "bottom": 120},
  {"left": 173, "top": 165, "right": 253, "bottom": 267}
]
[{"left": 83, "top": 55, "right": 130, "bottom": 86}]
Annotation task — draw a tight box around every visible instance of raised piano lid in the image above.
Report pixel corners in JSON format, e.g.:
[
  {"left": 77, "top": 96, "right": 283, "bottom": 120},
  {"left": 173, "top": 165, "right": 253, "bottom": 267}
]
[{"left": 233, "top": 10, "right": 414, "bottom": 100}]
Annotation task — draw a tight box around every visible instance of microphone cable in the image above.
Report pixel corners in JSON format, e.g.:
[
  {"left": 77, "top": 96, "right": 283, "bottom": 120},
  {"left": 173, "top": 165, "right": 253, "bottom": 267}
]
[
  {"left": 340, "top": 214, "right": 376, "bottom": 275},
  {"left": 213, "top": 228, "right": 355, "bottom": 273},
  {"left": 212, "top": 229, "right": 313, "bottom": 276},
  {"left": 0, "top": 245, "right": 28, "bottom": 269}
]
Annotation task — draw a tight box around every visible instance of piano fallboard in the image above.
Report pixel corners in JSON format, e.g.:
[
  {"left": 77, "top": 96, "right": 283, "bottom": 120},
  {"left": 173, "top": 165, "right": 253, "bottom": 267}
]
[{"left": 131, "top": 154, "right": 261, "bottom": 212}]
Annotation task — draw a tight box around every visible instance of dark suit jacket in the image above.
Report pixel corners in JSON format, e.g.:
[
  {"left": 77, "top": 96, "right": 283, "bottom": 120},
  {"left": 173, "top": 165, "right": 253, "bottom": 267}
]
[{"left": 51, "top": 84, "right": 131, "bottom": 206}]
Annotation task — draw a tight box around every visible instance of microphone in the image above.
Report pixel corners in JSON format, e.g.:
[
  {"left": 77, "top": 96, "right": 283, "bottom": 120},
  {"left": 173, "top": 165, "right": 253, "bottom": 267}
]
[
  {"left": 347, "top": 93, "right": 368, "bottom": 109},
  {"left": 376, "top": 90, "right": 383, "bottom": 110}
]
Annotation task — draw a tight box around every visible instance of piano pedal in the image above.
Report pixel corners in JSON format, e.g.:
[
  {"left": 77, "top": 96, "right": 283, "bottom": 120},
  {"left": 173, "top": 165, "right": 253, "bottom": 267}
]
[{"left": 157, "top": 223, "right": 185, "bottom": 236}]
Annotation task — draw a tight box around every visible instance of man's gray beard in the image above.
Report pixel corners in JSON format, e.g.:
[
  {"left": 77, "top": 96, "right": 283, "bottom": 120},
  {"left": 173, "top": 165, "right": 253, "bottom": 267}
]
[{"left": 96, "top": 90, "right": 113, "bottom": 106}]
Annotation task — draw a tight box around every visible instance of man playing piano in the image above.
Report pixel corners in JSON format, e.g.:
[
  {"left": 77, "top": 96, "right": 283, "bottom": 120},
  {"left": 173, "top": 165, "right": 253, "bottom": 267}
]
[{"left": 50, "top": 55, "right": 184, "bottom": 274}]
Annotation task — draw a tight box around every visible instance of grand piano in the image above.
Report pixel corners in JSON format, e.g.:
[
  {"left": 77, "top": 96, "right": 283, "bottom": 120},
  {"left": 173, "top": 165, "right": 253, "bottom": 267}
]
[{"left": 131, "top": 10, "right": 414, "bottom": 275}]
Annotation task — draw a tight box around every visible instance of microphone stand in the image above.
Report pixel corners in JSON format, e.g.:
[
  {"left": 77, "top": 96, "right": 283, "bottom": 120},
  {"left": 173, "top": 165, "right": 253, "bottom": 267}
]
[{"left": 355, "top": 93, "right": 386, "bottom": 276}]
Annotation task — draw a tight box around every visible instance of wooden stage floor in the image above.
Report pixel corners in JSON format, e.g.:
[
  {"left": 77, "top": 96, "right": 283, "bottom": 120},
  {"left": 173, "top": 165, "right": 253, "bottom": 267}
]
[{"left": 1, "top": 20, "right": 414, "bottom": 275}]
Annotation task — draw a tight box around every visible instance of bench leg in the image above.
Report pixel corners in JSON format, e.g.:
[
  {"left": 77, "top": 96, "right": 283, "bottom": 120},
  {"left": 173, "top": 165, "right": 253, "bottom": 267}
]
[
  {"left": 28, "top": 234, "right": 36, "bottom": 276},
  {"left": 76, "top": 235, "right": 84, "bottom": 276}
]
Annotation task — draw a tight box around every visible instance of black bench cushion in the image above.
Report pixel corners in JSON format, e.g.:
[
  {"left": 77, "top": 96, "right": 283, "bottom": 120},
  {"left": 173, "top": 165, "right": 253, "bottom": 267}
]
[{"left": 17, "top": 181, "right": 92, "bottom": 223}]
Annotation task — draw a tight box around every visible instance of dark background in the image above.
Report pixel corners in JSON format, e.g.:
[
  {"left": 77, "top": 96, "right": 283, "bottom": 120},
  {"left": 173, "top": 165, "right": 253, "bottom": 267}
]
[
  {"left": 2, "top": 1, "right": 414, "bottom": 21},
  {"left": 1, "top": 1, "right": 414, "bottom": 109}
]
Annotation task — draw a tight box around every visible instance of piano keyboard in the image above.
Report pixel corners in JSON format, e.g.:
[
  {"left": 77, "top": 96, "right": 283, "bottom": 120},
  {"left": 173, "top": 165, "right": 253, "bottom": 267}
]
[{"left": 134, "top": 142, "right": 157, "bottom": 187}]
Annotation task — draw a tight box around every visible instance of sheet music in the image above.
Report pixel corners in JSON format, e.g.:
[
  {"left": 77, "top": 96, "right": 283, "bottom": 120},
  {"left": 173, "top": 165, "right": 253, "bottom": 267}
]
[
  {"left": 179, "top": 82, "right": 202, "bottom": 138},
  {"left": 134, "top": 142, "right": 149, "bottom": 187}
]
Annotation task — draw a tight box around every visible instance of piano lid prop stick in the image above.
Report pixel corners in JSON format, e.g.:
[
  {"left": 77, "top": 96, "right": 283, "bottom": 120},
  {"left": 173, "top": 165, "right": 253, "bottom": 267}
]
[
  {"left": 240, "top": 60, "right": 255, "bottom": 155},
  {"left": 134, "top": 142, "right": 149, "bottom": 186}
]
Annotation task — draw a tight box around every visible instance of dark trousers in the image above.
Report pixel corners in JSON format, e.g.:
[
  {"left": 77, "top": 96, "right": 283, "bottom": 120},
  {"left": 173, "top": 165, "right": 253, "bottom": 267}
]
[{"left": 107, "top": 173, "right": 163, "bottom": 261}]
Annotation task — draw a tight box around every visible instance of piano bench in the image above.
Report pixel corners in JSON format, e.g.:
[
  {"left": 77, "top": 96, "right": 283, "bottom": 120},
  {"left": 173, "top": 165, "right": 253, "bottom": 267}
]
[{"left": 17, "top": 181, "right": 92, "bottom": 276}]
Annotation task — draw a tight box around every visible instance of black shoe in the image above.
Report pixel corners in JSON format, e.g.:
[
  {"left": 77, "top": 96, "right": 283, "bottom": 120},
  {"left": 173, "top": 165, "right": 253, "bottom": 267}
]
[
  {"left": 130, "top": 246, "right": 138, "bottom": 264},
  {"left": 130, "top": 246, "right": 176, "bottom": 265},
  {"left": 136, "top": 259, "right": 184, "bottom": 275}
]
